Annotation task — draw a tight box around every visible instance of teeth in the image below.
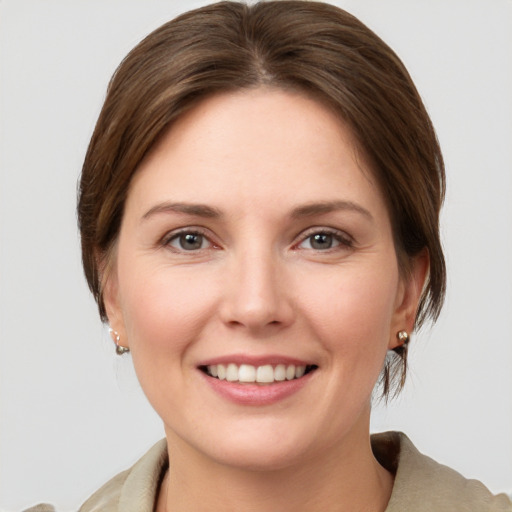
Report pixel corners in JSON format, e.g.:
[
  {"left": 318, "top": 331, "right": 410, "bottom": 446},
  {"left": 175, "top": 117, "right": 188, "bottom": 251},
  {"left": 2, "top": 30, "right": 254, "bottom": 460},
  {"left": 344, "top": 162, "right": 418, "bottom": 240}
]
[
  {"left": 226, "top": 363, "right": 238, "bottom": 382},
  {"left": 205, "top": 363, "right": 313, "bottom": 384},
  {"left": 256, "top": 365, "right": 274, "bottom": 383},
  {"left": 217, "top": 364, "right": 226, "bottom": 380},
  {"left": 274, "top": 364, "right": 286, "bottom": 381},
  {"left": 238, "top": 364, "right": 256, "bottom": 382}
]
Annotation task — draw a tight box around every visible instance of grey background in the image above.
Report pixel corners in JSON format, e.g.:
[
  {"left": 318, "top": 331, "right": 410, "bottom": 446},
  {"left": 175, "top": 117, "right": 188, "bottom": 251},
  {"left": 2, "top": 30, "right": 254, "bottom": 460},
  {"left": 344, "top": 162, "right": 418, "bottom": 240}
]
[{"left": 1, "top": 0, "right": 511, "bottom": 509}]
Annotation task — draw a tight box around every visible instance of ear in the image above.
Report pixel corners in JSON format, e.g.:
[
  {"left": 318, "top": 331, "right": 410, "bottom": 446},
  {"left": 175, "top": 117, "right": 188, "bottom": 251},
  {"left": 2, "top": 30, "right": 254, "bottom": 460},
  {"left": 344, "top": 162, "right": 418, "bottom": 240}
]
[
  {"left": 388, "top": 248, "right": 430, "bottom": 350},
  {"left": 102, "top": 264, "right": 129, "bottom": 350}
]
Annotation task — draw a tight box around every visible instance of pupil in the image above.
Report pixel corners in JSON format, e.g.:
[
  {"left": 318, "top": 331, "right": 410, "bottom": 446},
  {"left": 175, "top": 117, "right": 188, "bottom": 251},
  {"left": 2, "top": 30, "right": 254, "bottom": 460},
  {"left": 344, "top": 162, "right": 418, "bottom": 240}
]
[
  {"left": 311, "top": 233, "right": 332, "bottom": 249},
  {"left": 181, "top": 233, "right": 202, "bottom": 250}
]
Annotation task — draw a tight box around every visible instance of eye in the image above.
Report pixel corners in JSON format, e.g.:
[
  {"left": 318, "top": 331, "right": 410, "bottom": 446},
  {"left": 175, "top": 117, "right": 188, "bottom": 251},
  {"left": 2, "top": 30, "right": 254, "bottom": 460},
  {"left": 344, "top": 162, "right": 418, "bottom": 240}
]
[
  {"left": 166, "top": 231, "right": 211, "bottom": 251},
  {"left": 297, "top": 229, "right": 353, "bottom": 251},
  {"left": 304, "top": 233, "right": 337, "bottom": 250}
]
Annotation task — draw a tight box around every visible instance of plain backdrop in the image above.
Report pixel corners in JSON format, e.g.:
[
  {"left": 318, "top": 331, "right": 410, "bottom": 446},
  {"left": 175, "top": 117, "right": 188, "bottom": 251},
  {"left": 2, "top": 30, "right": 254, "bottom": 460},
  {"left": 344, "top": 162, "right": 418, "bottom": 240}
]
[{"left": 1, "top": 0, "right": 511, "bottom": 510}]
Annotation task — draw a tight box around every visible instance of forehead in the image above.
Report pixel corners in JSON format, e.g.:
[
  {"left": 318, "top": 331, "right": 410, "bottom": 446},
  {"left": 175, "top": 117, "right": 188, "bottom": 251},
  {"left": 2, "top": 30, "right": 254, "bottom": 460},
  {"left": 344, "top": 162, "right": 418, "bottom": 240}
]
[{"left": 127, "top": 88, "right": 385, "bottom": 220}]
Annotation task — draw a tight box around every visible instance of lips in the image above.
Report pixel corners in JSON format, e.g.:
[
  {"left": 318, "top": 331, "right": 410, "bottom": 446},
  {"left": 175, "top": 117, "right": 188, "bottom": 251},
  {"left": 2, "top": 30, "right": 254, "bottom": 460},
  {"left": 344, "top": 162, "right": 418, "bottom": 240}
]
[
  {"left": 203, "top": 363, "right": 316, "bottom": 384},
  {"left": 197, "top": 355, "right": 318, "bottom": 404}
]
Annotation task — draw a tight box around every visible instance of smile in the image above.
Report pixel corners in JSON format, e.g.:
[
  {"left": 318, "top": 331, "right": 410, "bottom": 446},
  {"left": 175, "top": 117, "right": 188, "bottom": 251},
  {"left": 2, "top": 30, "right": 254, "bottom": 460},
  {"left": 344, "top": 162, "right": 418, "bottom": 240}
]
[{"left": 202, "top": 363, "right": 317, "bottom": 384}]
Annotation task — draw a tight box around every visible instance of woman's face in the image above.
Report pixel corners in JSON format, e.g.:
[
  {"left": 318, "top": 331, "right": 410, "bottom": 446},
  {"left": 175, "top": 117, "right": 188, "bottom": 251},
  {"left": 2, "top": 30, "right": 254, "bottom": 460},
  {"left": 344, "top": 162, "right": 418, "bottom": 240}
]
[{"left": 106, "top": 89, "right": 423, "bottom": 470}]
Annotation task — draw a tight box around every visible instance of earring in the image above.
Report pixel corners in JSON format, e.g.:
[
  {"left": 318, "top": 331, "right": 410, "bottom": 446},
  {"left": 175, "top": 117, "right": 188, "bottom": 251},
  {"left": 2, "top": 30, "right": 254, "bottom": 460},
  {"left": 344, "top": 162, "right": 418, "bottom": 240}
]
[
  {"left": 396, "top": 330, "right": 410, "bottom": 346},
  {"left": 380, "top": 330, "right": 410, "bottom": 399},
  {"left": 110, "top": 329, "right": 130, "bottom": 355}
]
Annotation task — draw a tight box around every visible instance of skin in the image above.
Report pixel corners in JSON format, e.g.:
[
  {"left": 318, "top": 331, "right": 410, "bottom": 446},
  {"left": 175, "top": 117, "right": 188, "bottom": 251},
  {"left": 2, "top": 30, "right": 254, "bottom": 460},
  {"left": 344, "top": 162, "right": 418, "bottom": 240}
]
[{"left": 105, "top": 88, "right": 428, "bottom": 511}]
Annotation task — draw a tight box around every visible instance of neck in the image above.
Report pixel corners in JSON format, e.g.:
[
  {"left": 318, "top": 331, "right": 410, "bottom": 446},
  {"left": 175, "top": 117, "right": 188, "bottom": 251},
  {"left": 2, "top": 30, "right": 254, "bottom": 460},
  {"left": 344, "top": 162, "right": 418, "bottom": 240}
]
[{"left": 158, "top": 415, "right": 393, "bottom": 512}]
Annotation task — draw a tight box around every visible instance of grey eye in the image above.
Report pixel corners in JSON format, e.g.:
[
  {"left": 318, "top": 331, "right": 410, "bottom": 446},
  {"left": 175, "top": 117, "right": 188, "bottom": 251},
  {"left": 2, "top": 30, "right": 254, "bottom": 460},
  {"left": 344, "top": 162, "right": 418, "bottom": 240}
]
[
  {"left": 312, "top": 233, "right": 333, "bottom": 249},
  {"left": 306, "top": 233, "right": 337, "bottom": 250},
  {"left": 170, "top": 232, "right": 207, "bottom": 251}
]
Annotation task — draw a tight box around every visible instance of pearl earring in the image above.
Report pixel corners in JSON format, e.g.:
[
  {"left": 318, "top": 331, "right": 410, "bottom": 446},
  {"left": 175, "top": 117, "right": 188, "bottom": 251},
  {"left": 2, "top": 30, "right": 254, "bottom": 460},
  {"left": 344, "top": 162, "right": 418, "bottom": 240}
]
[
  {"left": 396, "top": 330, "right": 410, "bottom": 346},
  {"left": 110, "top": 329, "right": 130, "bottom": 355}
]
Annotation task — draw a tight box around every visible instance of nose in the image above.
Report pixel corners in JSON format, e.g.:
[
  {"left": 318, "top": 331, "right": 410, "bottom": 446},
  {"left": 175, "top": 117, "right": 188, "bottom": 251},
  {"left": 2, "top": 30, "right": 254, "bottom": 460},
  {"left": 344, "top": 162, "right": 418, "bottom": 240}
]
[{"left": 219, "top": 247, "right": 295, "bottom": 333}]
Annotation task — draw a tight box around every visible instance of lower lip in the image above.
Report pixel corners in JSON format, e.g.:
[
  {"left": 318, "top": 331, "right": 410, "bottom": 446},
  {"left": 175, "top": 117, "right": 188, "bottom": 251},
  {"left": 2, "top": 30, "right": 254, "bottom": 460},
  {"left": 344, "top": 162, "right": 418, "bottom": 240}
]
[{"left": 201, "top": 371, "right": 314, "bottom": 406}]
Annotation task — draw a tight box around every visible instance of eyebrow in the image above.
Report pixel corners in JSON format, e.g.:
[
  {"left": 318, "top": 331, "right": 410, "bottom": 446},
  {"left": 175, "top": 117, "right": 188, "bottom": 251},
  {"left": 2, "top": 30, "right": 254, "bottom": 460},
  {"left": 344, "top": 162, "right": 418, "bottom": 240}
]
[
  {"left": 291, "top": 200, "right": 373, "bottom": 221},
  {"left": 142, "top": 202, "right": 222, "bottom": 221},
  {"left": 141, "top": 199, "right": 373, "bottom": 222}
]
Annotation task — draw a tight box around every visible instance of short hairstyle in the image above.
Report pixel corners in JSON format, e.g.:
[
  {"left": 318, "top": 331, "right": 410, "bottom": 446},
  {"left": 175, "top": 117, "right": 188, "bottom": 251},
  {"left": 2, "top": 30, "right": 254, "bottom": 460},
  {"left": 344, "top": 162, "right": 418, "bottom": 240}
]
[{"left": 78, "top": 0, "right": 446, "bottom": 397}]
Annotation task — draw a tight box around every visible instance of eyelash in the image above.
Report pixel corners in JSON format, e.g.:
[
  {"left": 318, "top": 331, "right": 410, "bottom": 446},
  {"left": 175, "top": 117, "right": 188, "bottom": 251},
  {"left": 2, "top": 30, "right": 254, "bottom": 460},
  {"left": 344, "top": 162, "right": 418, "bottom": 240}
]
[
  {"left": 161, "top": 226, "right": 354, "bottom": 254},
  {"left": 294, "top": 227, "right": 354, "bottom": 252},
  {"left": 161, "top": 228, "right": 214, "bottom": 252}
]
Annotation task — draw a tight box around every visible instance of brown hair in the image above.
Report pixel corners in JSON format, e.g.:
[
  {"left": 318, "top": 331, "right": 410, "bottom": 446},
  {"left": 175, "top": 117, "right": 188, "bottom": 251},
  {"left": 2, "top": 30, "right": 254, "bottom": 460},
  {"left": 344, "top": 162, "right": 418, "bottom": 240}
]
[{"left": 78, "top": 0, "right": 446, "bottom": 397}]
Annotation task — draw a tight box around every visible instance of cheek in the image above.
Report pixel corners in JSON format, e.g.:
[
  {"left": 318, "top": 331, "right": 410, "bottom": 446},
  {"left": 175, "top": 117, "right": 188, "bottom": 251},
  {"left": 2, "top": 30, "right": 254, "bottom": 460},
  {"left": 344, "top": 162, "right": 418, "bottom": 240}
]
[
  {"left": 117, "top": 261, "right": 219, "bottom": 360},
  {"left": 301, "top": 263, "right": 398, "bottom": 359}
]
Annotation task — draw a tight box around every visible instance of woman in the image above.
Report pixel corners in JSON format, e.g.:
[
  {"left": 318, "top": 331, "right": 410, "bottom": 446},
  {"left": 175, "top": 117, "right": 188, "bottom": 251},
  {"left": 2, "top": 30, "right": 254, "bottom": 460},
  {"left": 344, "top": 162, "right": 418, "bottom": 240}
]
[{"left": 26, "top": 1, "right": 511, "bottom": 510}]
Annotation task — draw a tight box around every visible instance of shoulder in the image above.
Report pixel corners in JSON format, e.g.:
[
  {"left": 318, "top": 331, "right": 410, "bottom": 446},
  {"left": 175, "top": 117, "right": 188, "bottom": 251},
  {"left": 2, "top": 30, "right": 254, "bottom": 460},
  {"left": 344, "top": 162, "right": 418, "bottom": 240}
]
[
  {"left": 22, "top": 506, "right": 56, "bottom": 512},
  {"left": 372, "top": 431, "right": 512, "bottom": 512},
  {"left": 79, "top": 439, "right": 168, "bottom": 512}
]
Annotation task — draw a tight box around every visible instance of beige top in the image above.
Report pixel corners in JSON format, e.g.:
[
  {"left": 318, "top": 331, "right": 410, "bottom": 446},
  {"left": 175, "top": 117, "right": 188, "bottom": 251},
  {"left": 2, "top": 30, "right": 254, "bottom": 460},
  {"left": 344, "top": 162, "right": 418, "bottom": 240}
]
[{"left": 25, "top": 432, "right": 512, "bottom": 512}]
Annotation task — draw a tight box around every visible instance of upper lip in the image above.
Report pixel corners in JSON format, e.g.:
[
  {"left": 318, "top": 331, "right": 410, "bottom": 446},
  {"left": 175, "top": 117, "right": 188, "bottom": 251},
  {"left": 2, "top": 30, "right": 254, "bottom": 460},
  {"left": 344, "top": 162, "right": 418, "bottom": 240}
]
[{"left": 197, "top": 354, "right": 316, "bottom": 367}]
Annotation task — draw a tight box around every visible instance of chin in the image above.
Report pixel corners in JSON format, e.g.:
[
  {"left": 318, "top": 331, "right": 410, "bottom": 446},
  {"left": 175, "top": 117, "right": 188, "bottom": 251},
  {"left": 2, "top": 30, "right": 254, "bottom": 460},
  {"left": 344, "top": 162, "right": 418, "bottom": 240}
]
[
  {"left": 193, "top": 421, "right": 320, "bottom": 472},
  {"left": 212, "top": 442, "right": 309, "bottom": 472}
]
